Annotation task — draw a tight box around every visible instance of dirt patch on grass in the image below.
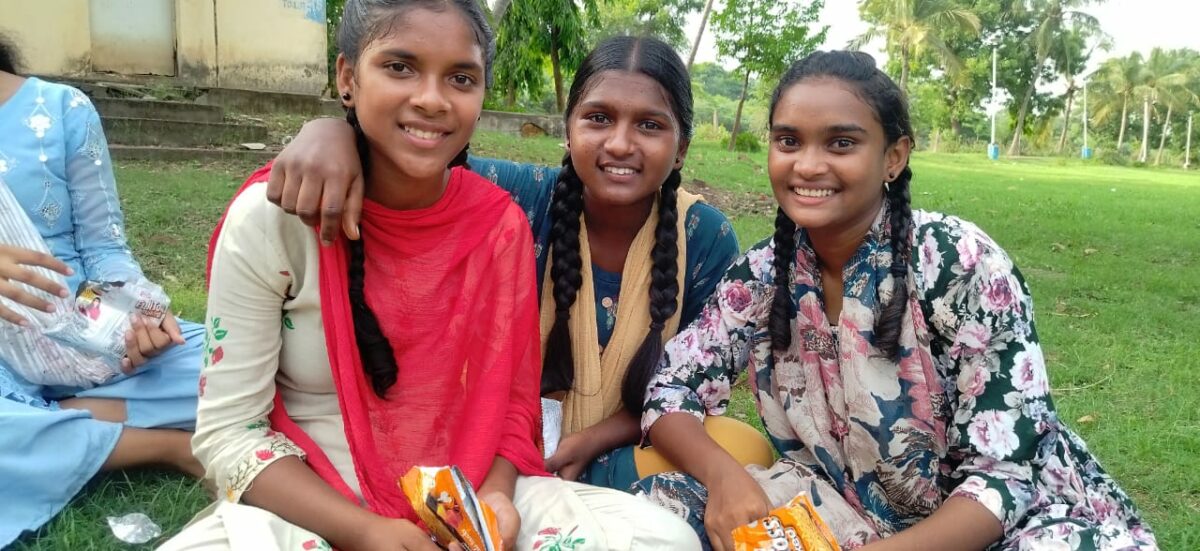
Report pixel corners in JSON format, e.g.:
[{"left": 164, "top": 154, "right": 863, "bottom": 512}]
[{"left": 686, "top": 178, "right": 776, "bottom": 217}]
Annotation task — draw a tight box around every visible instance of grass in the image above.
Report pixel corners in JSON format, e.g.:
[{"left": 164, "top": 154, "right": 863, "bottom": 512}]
[{"left": 13, "top": 133, "right": 1198, "bottom": 549}]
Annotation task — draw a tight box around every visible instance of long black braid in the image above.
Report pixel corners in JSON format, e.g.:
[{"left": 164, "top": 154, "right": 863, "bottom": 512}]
[
  {"left": 768, "top": 209, "right": 798, "bottom": 352},
  {"left": 875, "top": 165, "right": 914, "bottom": 360},
  {"left": 541, "top": 154, "right": 586, "bottom": 396},
  {"left": 766, "top": 51, "right": 916, "bottom": 360},
  {"left": 619, "top": 168, "right": 681, "bottom": 416}
]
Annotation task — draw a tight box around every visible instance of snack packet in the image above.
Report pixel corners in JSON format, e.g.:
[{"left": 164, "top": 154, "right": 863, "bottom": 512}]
[
  {"left": 69, "top": 279, "right": 171, "bottom": 360},
  {"left": 732, "top": 493, "right": 841, "bottom": 551},
  {"left": 399, "top": 466, "right": 503, "bottom": 551}
]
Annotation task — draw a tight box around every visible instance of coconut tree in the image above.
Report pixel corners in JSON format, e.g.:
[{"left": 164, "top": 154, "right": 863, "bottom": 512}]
[
  {"left": 1090, "top": 53, "right": 1145, "bottom": 150},
  {"left": 1007, "top": 0, "right": 1101, "bottom": 156},
  {"left": 851, "top": 0, "right": 981, "bottom": 93},
  {"left": 1132, "top": 48, "right": 1190, "bottom": 163}
]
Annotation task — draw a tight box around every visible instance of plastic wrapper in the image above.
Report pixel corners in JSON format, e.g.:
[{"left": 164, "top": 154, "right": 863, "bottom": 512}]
[
  {"left": 732, "top": 493, "right": 841, "bottom": 551},
  {"left": 399, "top": 465, "right": 503, "bottom": 551},
  {"left": 106, "top": 512, "right": 162, "bottom": 544},
  {"left": 541, "top": 397, "right": 563, "bottom": 459},
  {"left": 0, "top": 176, "right": 170, "bottom": 387}
]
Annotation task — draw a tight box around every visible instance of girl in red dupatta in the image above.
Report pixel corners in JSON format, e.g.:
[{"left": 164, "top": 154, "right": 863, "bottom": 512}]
[
  {"left": 168, "top": 2, "right": 700, "bottom": 551},
  {"left": 171, "top": 1, "right": 544, "bottom": 550}
]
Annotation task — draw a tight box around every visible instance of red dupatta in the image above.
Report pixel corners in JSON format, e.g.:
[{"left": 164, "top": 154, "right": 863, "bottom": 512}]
[{"left": 206, "top": 163, "right": 547, "bottom": 520}]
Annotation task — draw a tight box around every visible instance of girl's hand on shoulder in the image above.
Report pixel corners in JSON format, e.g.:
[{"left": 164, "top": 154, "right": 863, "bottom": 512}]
[
  {"left": 480, "top": 490, "right": 521, "bottom": 551},
  {"left": 704, "top": 466, "right": 771, "bottom": 551},
  {"left": 266, "top": 117, "right": 364, "bottom": 246},
  {"left": 354, "top": 517, "right": 445, "bottom": 551},
  {"left": 544, "top": 429, "right": 601, "bottom": 481},
  {"left": 0, "top": 244, "right": 71, "bottom": 326}
]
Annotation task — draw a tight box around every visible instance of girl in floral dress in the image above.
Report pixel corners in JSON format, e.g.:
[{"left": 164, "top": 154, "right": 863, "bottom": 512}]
[{"left": 636, "top": 51, "right": 1157, "bottom": 551}]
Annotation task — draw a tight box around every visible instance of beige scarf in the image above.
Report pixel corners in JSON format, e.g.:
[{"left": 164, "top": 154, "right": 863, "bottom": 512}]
[{"left": 540, "top": 189, "right": 703, "bottom": 435}]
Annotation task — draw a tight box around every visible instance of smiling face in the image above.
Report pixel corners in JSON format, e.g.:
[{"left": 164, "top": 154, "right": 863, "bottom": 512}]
[
  {"left": 566, "top": 71, "right": 689, "bottom": 210},
  {"left": 768, "top": 78, "right": 911, "bottom": 237},
  {"left": 337, "top": 6, "right": 486, "bottom": 190}
]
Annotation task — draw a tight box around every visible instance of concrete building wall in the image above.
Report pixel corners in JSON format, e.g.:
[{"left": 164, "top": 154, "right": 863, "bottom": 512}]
[
  {"left": 214, "top": 0, "right": 327, "bottom": 95},
  {"left": 0, "top": 0, "right": 92, "bottom": 75},
  {"left": 89, "top": 0, "right": 177, "bottom": 76},
  {"left": 0, "top": 0, "right": 326, "bottom": 95},
  {"left": 175, "top": 0, "right": 219, "bottom": 86}
]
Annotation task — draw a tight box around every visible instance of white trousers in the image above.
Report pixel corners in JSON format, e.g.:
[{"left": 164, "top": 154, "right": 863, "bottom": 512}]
[{"left": 158, "top": 476, "right": 700, "bottom": 550}]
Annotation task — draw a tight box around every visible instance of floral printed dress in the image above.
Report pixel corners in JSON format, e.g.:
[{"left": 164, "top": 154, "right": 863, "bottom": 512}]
[{"left": 636, "top": 203, "right": 1157, "bottom": 550}]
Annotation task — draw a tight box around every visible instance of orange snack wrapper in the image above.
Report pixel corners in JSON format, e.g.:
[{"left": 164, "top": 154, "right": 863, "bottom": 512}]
[
  {"left": 399, "top": 466, "right": 503, "bottom": 551},
  {"left": 732, "top": 493, "right": 841, "bottom": 551}
]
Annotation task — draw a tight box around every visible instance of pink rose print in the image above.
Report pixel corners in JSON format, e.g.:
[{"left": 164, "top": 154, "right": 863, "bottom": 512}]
[
  {"left": 968, "top": 410, "right": 1020, "bottom": 459},
  {"left": 198, "top": 374, "right": 207, "bottom": 397},
  {"left": 211, "top": 346, "right": 224, "bottom": 365},
  {"left": 722, "top": 281, "right": 752, "bottom": 313},
  {"left": 982, "top": 273, "right": 1015, "bottom": 313},
  {"left": 302, "top": 540, "right": 318, "bottom": 550},
  {"left": 255, "top": 449, "right": 276, "bottom": 461}
]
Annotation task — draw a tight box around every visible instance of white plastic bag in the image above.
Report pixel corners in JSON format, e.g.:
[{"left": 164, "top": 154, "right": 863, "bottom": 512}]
[{"left": 0, "top": 181, "right": 169, "bottom": 388}]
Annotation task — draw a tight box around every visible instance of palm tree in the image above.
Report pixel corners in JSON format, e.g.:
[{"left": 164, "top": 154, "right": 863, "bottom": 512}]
[
  {"left": 1053, "top": 26, "right": 1108, "bottom": 154},
  {"left": 1151, "top": 51, "right": 1200, "bottom": 164},
  {"left": 1132, "top": 48, "right": 1190, "bottom": 163},
  {"left": 1091, "top": 53, "right": 1145, "bottom": 151},
  {"left": 850, "top": 0, "right": 981, "bottom": 93},
  {"left": 1007, "top": 0, "right": 1101, "bottom": 156}
]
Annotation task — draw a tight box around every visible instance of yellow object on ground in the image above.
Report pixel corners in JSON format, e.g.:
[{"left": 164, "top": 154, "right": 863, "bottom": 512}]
[{"left": 633, "top": 416, "right": 775, "bottom": 478}]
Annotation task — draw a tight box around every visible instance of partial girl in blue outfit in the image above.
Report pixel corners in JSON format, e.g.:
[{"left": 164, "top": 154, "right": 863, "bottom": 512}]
[{"left": 0, "top": 38, "right": 203, "bottom": 546}]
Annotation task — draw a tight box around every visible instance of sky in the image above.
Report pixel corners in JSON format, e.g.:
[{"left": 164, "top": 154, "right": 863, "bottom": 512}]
[{"left": 685, "top": 0, "right": 1200, "bottom": 76}]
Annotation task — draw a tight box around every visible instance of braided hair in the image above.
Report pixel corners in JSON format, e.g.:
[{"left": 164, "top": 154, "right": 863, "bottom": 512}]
[
  {"left": 337, "top": 0, "right": 492, "bottom": 397},
  {"left": 540, "top": 36, "right": 694, "bottom": 418},
  {"left": 765, "top": 51, "right": 915, "bottom": 360}
]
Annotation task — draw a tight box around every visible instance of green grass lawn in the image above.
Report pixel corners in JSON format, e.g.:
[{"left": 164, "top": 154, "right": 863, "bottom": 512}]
[{"left": 13, "top": 134, "right": 1199, "bottom": 549}]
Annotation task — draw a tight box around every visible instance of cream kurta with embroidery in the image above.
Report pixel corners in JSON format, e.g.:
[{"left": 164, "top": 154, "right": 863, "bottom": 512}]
[
  {"left": 176, "top": 183, "right": 703, "bottom": 551},
  {"left": 196, "top": 183, "right": 360, "bottom": 503}
]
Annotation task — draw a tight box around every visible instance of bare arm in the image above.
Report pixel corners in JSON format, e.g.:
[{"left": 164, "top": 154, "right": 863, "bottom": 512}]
[
  {"left": 648, "top": 413, "right": 770, "bottom": 551},
  {"left": 545, "top": 409, "right": 640, "bottom": 481},
  {"left": 858, "top": 497, "right": 1001, "bottom": 551},
  {"left": 242, "top": 456, "right": 439, "bottom": 550}
]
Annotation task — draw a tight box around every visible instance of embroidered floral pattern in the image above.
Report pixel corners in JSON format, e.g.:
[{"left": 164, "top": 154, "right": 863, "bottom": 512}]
[
  {"left": 222, "top": 430, "right": 304, "bottom": 502},
  {"left": 203, "top": 316, "right": 228, "bottom": 367},
  {"left": 532, "top": 526, "right": 587, "bottom": 551}
]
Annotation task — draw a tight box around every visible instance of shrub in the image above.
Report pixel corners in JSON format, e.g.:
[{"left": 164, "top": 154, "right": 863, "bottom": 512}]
[{"left": 722, "top": 131, "right": 762, "bottom": 153}]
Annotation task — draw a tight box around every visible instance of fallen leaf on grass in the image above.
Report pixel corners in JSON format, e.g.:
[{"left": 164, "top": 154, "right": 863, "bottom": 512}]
[
  {"left": 1083, "top": 248, "right": 1099, "bottom": 256},
  {"left": 1077, "top": 414, "right": 1098, "bottom": 424},
  {"left": 1051, "top": 243, "right": 1068, "bottom": 252}
]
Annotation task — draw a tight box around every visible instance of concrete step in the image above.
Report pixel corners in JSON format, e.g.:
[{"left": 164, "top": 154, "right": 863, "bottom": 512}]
[
  {"left": 109, "top": 145, "right": 275, "bottom": 163},
  {"left": 93, "top": 97, "right": 225, "bottom": 123},
  {"left": 101, "top": 117, "right": 268, "bottom": 147}
]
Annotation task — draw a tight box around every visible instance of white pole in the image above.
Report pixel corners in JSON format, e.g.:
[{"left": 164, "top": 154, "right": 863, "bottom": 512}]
[
  {"left": 1082, "top": 82, "right": 1088, "bottom": 148},
  {"left": 990, "top": 47, "right": 998, "bottom": 146},
  {"left": 1186, "top": 113, "right": 1193, "bottom": 169}
]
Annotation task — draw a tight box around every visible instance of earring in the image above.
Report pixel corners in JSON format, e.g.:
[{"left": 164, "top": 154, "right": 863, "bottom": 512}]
[
  {"left": 884, "top": 180, "right": 891, "bottom": 193},
  {"left": 341, "top": 92, "right": 351, "bottom": 101}
]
